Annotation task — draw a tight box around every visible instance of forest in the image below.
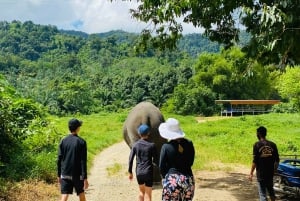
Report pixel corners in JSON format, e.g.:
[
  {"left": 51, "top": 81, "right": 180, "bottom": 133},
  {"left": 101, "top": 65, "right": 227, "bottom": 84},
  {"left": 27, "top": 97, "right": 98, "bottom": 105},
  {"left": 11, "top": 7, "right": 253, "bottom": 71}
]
[
  {"left": 1, "top": 20, "right": 291, "bottom": 117},
  {"left": 0, "top": 20, "right": 223, "bottom": 115},
  {"left": 0, "top": 20, "right": 300, "bottom": 198}
]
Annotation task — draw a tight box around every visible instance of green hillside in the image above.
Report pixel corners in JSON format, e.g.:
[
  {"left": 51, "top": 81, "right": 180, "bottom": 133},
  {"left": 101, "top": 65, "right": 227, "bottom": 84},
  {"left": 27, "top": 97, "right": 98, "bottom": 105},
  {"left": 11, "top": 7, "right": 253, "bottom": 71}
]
[
  {"left": 1, "top": 20, "right": 291, "bottom": 118},
  {"left": 0, "top": 20, "right": 215, "bottom": 115}
]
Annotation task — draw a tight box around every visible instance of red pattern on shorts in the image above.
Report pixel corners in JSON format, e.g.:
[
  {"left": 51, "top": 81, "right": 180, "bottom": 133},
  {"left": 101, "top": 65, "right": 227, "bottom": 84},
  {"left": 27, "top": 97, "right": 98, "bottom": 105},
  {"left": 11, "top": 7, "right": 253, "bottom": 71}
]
[{"left": 162, "top": 173, "right": 195, "bottom": 201}]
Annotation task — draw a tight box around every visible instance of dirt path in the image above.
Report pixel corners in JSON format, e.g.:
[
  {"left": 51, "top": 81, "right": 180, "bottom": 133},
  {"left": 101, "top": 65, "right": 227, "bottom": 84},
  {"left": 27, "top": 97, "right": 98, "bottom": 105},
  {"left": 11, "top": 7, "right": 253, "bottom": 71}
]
[
  {"left": 66, "top": 141, "right": 262, "bottom": 201},
  {"left": 64, "top": 141, "right": 299, "bottom": 201}
]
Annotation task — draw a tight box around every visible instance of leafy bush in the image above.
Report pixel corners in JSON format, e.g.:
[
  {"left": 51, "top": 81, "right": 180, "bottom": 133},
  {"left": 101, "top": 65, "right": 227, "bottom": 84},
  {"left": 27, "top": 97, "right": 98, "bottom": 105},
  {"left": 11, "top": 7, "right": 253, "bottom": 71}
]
[
  {"left": 3, "top": 147, "right": 35, "bottom": 180},
  {"left": 276, "top": 66, "right": 300, "bottom": 110},
  {"left": 163, "top": 84, "right": 216, "bottom": 116},
  {"left": 272, "top": 102, "right": 299, "bottom": 113},
  {"left": 29, "top": 151, "right": 57, "bottom": 183},
  {"left": 0, "top": 75, "right": 50, "bottom": 181}
]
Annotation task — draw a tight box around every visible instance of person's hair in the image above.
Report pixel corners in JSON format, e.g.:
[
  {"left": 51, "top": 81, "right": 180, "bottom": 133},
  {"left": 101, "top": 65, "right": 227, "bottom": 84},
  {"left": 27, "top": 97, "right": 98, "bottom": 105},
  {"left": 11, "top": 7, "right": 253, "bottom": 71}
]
[
  {"left": 68, "top": 119, "right": 82, "bottom": 132},
  {"left": 257, "top": 126, "right": 267, "bottom": 138}
]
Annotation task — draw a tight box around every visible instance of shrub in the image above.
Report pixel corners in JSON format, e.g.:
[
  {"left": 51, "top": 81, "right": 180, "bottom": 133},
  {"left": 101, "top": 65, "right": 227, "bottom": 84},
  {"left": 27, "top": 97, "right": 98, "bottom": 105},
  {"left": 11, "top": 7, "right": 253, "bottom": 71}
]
[{"left": 272, "top": 102, "right": 299, "bottom": 113}]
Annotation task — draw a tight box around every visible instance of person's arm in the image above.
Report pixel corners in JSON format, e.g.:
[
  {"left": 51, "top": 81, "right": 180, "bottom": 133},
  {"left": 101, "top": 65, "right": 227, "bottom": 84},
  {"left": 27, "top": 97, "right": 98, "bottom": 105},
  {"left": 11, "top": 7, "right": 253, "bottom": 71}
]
[
  {"left": 273, "top": 143, "right": 280, "bottom": 174},
  {"left": 81, "top": 140, "right": 89, "bottom": 189},
  {"left": 128, "top": 146, "right": 136, "bottom": 180},
  {"left": 152, "top": 144, "right": 159, "bottom": 167},
  {"left": 81, "top": 140, "right": 88, "bottom": 180},
  {"left": 159, "top": 144, "right": 168, "bottom": 178},
  {"left": 249, "top": 143, "right": 257, "bottom": 181},
  {"left": 84, "top": 179, "right": 89, "bottom": 189},
  {"left": 249, "top": 162, "right": 256, "bottom": 181},
  {"left": 189, "top": 140, "right": 195, "bottom": 167},
  {"left": 57, "top": 141, "right": 63, "bottom": 183}
]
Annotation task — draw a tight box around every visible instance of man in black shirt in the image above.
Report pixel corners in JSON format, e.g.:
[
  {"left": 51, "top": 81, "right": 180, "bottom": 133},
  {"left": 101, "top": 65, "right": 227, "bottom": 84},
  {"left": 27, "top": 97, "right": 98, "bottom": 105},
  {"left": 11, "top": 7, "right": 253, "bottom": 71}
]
[
  {"left": 57, "top": 118, "right": 89, "bottom": 201},
  {"left": 249, "top": 126, "right": 279, "bottom": 201}
]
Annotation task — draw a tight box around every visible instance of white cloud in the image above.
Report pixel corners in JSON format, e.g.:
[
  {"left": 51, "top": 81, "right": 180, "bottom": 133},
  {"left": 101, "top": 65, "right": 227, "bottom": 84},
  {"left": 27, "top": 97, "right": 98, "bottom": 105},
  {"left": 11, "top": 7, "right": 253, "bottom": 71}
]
[
  {"left": 26, "top": 0, "right": 43, "bottom": 6},
  {"left": 0, "top": 0, "right": 201, "bottom": 34},
  {"left": 69, "top": 0, "right": 145, "bottom": 33}
]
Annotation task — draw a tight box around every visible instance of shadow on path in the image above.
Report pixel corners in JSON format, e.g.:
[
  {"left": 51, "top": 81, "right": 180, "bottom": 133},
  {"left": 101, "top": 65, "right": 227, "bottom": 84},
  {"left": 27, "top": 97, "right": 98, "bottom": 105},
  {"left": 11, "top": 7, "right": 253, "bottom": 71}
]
[{"left": 197, "top": 171, "right": 299, "bottom": 201}]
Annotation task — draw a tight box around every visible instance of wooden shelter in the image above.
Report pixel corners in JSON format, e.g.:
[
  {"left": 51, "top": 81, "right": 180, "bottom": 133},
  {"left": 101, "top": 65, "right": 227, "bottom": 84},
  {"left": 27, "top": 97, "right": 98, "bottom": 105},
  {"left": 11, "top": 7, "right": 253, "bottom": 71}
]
[{"left": 215, "top": 100, "right": 280, "bottom": 116}]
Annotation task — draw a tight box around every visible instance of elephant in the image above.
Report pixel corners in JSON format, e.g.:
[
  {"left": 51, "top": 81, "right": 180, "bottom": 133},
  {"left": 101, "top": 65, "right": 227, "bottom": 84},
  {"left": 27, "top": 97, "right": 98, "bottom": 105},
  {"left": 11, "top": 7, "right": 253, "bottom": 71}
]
[{"left": 123, "top": 101, "right": 167, "bottom": 182}]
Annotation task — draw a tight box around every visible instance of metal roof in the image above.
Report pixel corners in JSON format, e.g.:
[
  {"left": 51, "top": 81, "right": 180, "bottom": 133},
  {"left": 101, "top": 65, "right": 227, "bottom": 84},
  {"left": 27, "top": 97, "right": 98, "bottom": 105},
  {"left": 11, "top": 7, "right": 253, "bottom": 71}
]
[{"left": 215, "top": 100, "right": 280, "bottom": 105}]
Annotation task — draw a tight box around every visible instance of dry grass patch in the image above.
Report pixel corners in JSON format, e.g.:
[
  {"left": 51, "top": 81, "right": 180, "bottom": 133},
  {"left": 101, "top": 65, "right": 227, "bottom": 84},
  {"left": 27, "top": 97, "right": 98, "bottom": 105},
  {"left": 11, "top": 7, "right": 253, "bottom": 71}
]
[{"left": 6, "top": 180, "right": 58, "bottom": 201}]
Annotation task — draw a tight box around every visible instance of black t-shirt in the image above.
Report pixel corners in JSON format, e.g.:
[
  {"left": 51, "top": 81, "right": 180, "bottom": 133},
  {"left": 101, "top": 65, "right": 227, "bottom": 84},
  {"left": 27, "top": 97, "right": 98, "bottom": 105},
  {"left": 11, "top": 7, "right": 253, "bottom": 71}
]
[
  {"left": 128, "top": 139, "right": 158, "bottom": 177},
  {"left": 253, "top": 139, "right": 279, "bottom": 181},
  {"left": 159, "top": 138, "right": 195, "bottom": 177},
  {"left": 57, "top": 134, "right": 87, "bottom": 180}
]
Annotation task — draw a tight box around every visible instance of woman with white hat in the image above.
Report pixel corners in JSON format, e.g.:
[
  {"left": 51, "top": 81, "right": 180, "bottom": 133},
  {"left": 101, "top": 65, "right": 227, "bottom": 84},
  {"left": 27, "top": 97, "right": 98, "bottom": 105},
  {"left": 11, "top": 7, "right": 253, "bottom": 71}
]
[{"left": 158, "top": 118, "right": 195, "bottom": 201}]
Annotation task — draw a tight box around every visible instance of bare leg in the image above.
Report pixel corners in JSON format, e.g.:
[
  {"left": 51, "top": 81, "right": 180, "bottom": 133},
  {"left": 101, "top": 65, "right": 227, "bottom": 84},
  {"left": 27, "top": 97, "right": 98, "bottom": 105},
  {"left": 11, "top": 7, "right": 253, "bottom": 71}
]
[
  {"left": 138, "top": 184, "right": 146, "bottom": 201},
  {"left": 78, "top": 192, "right": 86, "bottom": 201},
  {"left": 144, "top": 186, "right": 152, "bottom": 201},
  {"left": 61, "top": 194, "right": 69, "bottom": 201}
]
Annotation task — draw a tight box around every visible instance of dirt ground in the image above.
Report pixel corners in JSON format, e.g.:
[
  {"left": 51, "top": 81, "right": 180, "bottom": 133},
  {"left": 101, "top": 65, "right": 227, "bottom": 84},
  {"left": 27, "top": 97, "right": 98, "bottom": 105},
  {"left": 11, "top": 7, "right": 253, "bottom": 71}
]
[{"left": 64, "top": 141, "right": 297, "bottom": 201}]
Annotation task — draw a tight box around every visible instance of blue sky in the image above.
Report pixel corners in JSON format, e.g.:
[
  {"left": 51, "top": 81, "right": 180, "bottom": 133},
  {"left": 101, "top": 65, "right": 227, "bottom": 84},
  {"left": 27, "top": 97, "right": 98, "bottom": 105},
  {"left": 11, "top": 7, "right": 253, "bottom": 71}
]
[{"left": 0, "top": 0, "right": 201, "bottom": 34}]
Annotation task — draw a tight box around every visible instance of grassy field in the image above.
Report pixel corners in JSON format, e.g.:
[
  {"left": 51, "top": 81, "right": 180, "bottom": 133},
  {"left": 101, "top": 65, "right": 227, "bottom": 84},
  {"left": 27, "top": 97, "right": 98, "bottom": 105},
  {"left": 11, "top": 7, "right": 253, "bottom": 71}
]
[
  {"left": 51, "top": 112, "right": 300, "bottom": 172},
  {"left": 2, "top": 112, "right": 300, "bottom": 201},
  {"left": 187, "top": 113, "right": 300, "bottom": 170}
]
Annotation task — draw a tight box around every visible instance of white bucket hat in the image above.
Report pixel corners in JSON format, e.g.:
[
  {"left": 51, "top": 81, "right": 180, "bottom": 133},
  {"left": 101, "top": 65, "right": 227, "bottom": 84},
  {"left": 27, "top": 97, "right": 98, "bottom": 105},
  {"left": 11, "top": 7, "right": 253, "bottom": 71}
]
[{"left": 159, "top": 118, "right": 185, "bottom": 140}]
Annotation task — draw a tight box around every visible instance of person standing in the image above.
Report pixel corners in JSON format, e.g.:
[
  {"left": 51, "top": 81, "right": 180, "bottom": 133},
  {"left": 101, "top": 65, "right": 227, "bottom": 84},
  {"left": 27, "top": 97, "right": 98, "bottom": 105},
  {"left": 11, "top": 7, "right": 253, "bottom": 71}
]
[
  {"left": 57, "top": 118, "right": 89, "bottom": 201},
  {"left": 249, "top": 126, "right": 279, "bottom": 201},
  {"left": 158, "top": 118, "right": 195, "bottom": 201},
  {"left": 128, "top": 124, "right": 158, "bottom": 201}
]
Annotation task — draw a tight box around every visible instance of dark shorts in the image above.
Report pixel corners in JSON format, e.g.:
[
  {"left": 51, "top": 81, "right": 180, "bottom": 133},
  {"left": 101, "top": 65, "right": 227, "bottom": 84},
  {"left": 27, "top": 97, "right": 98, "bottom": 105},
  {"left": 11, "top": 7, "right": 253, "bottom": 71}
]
[
  {"left": 136, "top": 174, "right": 153, "bottom": 187},
  {"left": 60, "top": 178, "right": 84, "bottom": 195}
]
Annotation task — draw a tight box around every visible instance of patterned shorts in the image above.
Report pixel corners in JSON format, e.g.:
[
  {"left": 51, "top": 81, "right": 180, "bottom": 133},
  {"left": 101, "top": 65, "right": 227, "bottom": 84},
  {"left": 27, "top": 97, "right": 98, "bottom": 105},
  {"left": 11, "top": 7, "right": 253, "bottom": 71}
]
[{"left": 162, "top": 173, "right": 195, "bottom": 201}]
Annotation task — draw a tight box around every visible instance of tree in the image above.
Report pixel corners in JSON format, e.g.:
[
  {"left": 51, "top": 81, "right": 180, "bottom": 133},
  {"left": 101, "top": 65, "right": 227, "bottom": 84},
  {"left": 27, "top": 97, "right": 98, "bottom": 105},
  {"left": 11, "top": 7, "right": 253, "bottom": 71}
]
[
  {"left": 0, "top": 75, "right": 47, "bottom": 165},
  {"left": 164, "top": 83, "right": 216, "bottom": 116},
  {"left": 119, "top": 0, "right": 300, "bottom": 66},
  {"left": 57, "top": 79, "right": 94, "bottom": 114},
  {"left": 276, "top": 66, "right": 300, "bottom": 110},
  {"left": 162, "top": 47, "right": 276, "bottom": 115}
]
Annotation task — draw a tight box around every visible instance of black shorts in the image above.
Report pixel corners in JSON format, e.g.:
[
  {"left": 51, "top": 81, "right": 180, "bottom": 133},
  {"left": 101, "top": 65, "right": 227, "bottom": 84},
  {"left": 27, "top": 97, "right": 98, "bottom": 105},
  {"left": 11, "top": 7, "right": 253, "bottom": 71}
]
[
  {"left": 60, "top": 178, "right": 84, "bottom": 195},
  {"left": 136, "top": 174, "right": 153, "bottom": 187}
]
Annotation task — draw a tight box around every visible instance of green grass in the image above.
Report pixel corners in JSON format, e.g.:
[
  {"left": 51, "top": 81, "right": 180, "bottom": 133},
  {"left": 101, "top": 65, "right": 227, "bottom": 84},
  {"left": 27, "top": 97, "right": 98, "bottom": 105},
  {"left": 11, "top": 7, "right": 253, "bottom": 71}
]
[
  {"left": 49, "top": 112, "right": 300, "bottom": 173},
  {"left": 174, "top": 113, "right": 300, "bottom": 170},
  {"left": 106, "top": 163, "right": 123, "bottom": 176}
]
